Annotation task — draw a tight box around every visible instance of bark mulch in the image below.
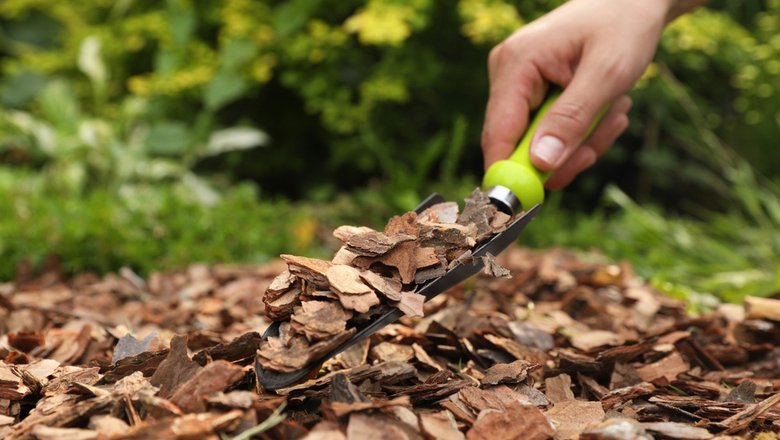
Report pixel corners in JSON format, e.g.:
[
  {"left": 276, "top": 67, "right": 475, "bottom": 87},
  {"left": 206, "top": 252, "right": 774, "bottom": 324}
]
[{"left": 1, "top": 246, "right": 780, "bottom": 439}]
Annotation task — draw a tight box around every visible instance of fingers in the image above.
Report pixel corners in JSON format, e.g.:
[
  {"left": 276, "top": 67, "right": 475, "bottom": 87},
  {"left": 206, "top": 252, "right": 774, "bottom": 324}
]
[
  {"left": 529, "top": 51, "right": 632, "bottom": 172},
  {"left": 481, "top": 43, "right": 547, "bottom": 169},
  {"left": 545, "top": 96, "right": 631, "bottom": 189}
]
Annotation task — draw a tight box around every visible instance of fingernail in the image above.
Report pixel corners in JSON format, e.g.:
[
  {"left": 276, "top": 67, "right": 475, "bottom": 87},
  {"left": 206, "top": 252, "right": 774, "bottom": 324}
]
[{"left": 533, "top": 135, "right": 566, "bottom": 167}]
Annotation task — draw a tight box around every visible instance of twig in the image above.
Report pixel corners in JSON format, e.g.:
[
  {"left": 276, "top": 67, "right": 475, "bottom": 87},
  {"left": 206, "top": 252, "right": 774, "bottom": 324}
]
[
  {"left": 229, "top": 401, "right": 287, "bottom": 440},
  {"left": 716, "top": 391, "right": 780, "bottom": 434}
]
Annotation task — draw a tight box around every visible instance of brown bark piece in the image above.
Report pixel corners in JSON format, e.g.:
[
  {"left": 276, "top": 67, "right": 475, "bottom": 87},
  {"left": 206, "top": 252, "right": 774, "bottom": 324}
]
[
  {"left": 0, "top": 365, "right": 30, "bottom": 400},
  {"left": 396, "top": 291, "right": 425, "bottom": 317},
  {"left": 360, "top": 270, "right": 403, "bottom": 301},
  {"left": 635, "top": 351, "right": 689, "bottom": 386},
  {"left": 149, "top": 335, "right": 201, "bottom": 398},
  {"left": 457, "top": 188, "right": 498, "bottom": 241},
  {"left": 545, "top": 400, "right": 605, "bottom": 440},
  {"left": 570, "top": 330, "right": 624, "bottom": 352},
  {"left": 327, "top": 265, "right": 372, "bottom": 296},
  {"left": 370, "top": 342, "right": 415, "bottom": 363},
  {"left": 291, "top": 301, "right": 352, "bottom": 341},
  {"left": 716, "top": 390, "right": 780, "bottom": 434},
  {"left": 281, "top": 254, "right": 332, "bottom": 286},
  {"left": 330, "top": 395, "right": 411, "bottom": 418},
  {"left": 480, "top": 253, "right": 511, "bottom": 279},
  {"left": 414, "top": 247, "right": 441, "bottom": 270},
  {"left": 417, "top": 221, "right": 476, "bottom": 251},
  {"left": 412, "top": 343, "right": 443, "bottom": 371},
  {"left": 169, "top": 360, "right": 244, "bottom": 413},
  {"left": 481, "top": 360, "right": 537, "bottom": 386},
  {"left": 264, "top": 286, "right": 302, "bottom": 321},
  {"left": 420, "top": 410, "right": 465, "bottom": 440},
  {"left": 384, "top": 212, "right": 418, "bottom": 236},
  {"left": 466, "top": 401, "right": 554, "bottom": 440},
  {"left": 192, "top": 332, "right": 263, "bottom": 366},
  {"left": 345, "top": 231, "right": 415, "bottom": 257},
  {"left": 346, "top": 413, "right": 419, "bottom": 440},
  {"left": 112, "top": 331, "right": 160, "bottom": 364},
  {"left": 257, "top": 329, "right": 356, "bottom": 373},
  {"left": 355, "top": 241, "right": 419, "bottom": 284},
  {"left": 545, "top": 373, "right": 576, "bottom": 403}
]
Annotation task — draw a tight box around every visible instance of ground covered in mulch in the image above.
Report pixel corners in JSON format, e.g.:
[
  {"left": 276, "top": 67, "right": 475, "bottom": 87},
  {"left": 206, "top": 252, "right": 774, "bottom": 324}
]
[{"left": 2, "top": 247, "right": 780, "bottom": 439}]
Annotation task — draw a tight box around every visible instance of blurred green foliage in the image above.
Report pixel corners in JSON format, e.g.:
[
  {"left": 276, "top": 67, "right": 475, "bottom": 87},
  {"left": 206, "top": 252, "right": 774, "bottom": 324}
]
[{"left": 0, "top": 0, "right": 778, "bottom": 301}]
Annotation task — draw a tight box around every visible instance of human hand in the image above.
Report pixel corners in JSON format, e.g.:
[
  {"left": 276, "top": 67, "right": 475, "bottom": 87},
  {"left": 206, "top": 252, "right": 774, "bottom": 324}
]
[{"left": 481, "top": 0, "right": 680, "bottom": 189}]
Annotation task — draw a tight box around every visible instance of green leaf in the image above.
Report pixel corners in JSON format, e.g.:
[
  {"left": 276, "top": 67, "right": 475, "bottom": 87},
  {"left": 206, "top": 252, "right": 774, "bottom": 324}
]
[
  {"left": 144, "top": 121, "right": 192, "bottom": 156},
  {"left": 221, "top": 39, "right": 258, "bottom": 70},
  {"left": 203, "top": 71, "right": 248, "bottom": 111},
  {"left": 0, "top": 71, "right": 47, "bottom": 107},
  {"left": 166, "top": 0, "right": 196, "bottom": 48},
  {"left": 36, "top": 80, "right": 81, "bottom": 134}
]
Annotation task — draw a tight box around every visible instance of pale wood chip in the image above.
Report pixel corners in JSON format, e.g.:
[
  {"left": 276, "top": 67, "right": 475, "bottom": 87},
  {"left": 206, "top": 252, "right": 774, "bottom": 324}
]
[
  {"left": 419, "top": 202, "right": 459, "bottom": 224},
  {"left": 420, "top": 410, "right": 465, "bottom": 440},
  {"left": 396, "top": 291, "right": 425, "bottom": 317},
  {"left": 545, "top": 400, "right": 606, "bottom": 440},
  {"left": 337, "top": 291, "right": 380, "bottom": 314},
  {"left": 641, "top": 422, "right": 713, "bottom": 439},
  {"left": 370, "top": 342, "right": 415, "bottom": 363},
  {"left": 414, "top": 246, "right": 441, "bottom": 269},
  {"left": 360, "top": 270, "right": 403, "bottom": 301},
  {"left": 333, "top": 225, "right": 377, "bottom": 242},
  {"left": 744, "top": 296, "right": 780, "bottom": 322},
  {"left": 332, "top": 246, "right": 360, "bottom": 265},
  {"left": 327, "top": 265, "right": 372, "bottom": 295},
  {"left": 281, "top": 254, "right": 332, "bottom": 286}
]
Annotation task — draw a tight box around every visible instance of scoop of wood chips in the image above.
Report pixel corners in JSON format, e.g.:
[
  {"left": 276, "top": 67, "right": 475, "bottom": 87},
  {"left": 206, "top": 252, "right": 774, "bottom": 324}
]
[{"left": 258, "top": 189, "right": 513, "bottom": 373}]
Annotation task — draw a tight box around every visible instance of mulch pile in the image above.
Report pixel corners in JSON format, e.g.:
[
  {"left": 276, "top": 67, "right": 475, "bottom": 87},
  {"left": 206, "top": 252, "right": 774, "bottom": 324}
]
[{"left": 2, "top": 246, "right": 780, "bottom": 439}]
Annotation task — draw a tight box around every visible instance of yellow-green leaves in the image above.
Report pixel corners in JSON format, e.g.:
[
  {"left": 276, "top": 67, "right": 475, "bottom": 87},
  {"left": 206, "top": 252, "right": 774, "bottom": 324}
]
[
  {"left": 344, "top": 0, "right": 431, "bottom": 46},
  {"left": 458, "top": 0, "right": 524, "bottom": 45}
]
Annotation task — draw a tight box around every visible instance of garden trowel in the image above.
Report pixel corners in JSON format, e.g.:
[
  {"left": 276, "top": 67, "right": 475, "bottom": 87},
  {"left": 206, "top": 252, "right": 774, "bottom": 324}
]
[{"left": 258, "top": 91, "right": 581, "bottom": 390}]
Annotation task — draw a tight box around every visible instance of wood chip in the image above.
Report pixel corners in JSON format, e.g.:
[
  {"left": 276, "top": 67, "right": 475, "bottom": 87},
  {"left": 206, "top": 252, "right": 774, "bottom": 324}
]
[
  {"left": 291, "top": 300, "right": 352, "bottom": 341},
  {"left": 370, "top": 342, "right": 415, "bottom": 363},
  {"left": 169, "top": 360, "right": 244, "bottom": 413},
  {"left": 345, "top": 231, "right": 415, "bottom": 257},
  {"left": 396, "top": 291, "right": 425, "bottom": 317},
  {"left": 545, "top": 400, "right": 605, "bottom": 440},
  {"left": 481, "top": 360, "right": 537, "bottom": 386},
  {"left": 360, "top": 270, "right": 403, "bottom": 301},
  {"left": 641, "top": 422, "right": 713, "bottom": 439},
  {"left": 466, "top": 401, "right": 554, "bottom": 440},
  {"left": 545, "top": 373, "right": 576, "bottom": 403},
  {"left": 420, "top": 410, "right": 465, "bottom": 440}
]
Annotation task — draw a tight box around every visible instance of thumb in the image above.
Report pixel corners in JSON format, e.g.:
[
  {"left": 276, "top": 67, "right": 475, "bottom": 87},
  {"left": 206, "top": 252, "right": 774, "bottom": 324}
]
[{"left": 530, "top": 58, "right": 623, "bottom": 171}]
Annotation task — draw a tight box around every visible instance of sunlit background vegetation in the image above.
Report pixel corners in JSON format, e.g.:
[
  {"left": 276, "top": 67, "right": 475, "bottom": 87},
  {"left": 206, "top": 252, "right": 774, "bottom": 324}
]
[{"left": 0, "top": 0, "right": 778, "bottom": 304}]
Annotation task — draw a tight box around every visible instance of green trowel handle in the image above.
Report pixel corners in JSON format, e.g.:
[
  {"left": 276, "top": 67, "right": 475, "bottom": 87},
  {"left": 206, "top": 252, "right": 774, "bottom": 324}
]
[{"left": 482, "top": 90, "right": 604, "bottom": 209}]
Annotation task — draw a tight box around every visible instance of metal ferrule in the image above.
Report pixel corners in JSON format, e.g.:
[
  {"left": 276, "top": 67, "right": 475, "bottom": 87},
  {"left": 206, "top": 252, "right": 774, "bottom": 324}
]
[{"left": 487, "top": 185, "right": 520, "bottom": 216}]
